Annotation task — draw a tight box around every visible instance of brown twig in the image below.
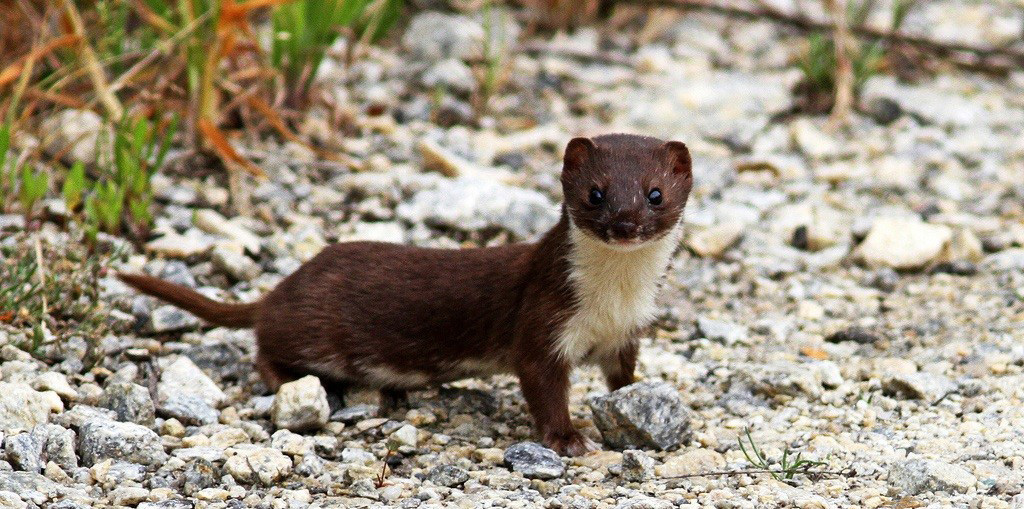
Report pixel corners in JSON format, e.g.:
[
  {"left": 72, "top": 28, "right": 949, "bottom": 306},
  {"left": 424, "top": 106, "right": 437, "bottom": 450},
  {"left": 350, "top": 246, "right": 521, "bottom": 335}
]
[
  {"left": 662, "top": 466, "right": 854, "bottom": 480},
  {"left": 611, "top": 0, "right": 1024, "bottom": 74}
]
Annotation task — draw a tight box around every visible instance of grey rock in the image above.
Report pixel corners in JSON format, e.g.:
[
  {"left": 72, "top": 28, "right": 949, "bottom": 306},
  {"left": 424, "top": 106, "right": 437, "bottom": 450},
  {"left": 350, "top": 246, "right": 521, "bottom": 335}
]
[
  {"left": 330, "top": 404, "right": 379, "bottom": 423},
  {"left": 100, "top": 382, "right": 156, "bottom": 426},
  {"left": 51, "top": 405, "right": 116, "bottom": 429},
  {"left": 883, "top": 372, "right": 957, "bottom": 401},
  {"left": 614, "top": 496, "right": 673, "bottom": 509},
  {"left": 77, "top": 420, "right": 167, "bottom": 466},
  {"left": 157, "top": 357, "right": 226, "bottom": 408},
  {"left": 427, "top": 465, "right": 469, "bottom": 487},
  {"left": 0, "top": 471, "right": 87, "bottom": 504},
  {"left": 421, "top": 59, "right": 476, "bottom": 94},
  {"left": 620, "top": 449, "right": 655, "bottom": 482},
  {"left": 589, "top": 381, "right": 691, "bottom": 450},
  {"left": 211, "top": 246, "right": 261, "bottom": 281},
  {"left": 890, "top": 459, "right": 977, "bottom": 494},
  {"left": 402, "top": 12, "right": 484, "bottom": 61},
  {"left": 503, "top": 442, "right": 564, "bottom": 479},
  {"left": 224, "top": 447, "right": 292, "bottom": 485},
  {"left": 984, "top": 248, "right": 1024, "bottom": 272},
  {"left": 294, "top": 453, "right": 325, "bottom": 477},
  {"left": 0, "top": 491, "right": 26, "bottom": 509},
  {"left": 0, "top": 383, "right": 63, "bottom": 432},
  {"left": 138, "top": 501, "right": 195, "bottom": 509},
  {"left": 157, "top": 394, "right": 219, "bottom": 426},
  {"left": 4, "top": 431, "right": 44, "bottom": 472},
  {"left": 182, "top": 458, "right": 218, "bottom": 496},
  {"left": 7, "top": 425, "right": 77, "bottom": 473},
  {"left": 397, "top": 177, "right": 558, "bottom": 239},
  {"left": 271, "top": 376, "right": 330, "bottom": 432},
  {"left": 696, "top": 316, "right": 749, "bottom": 345},
  {"left": 149, "top": 305, "right": 201, "bottom": 333},
  {"left": 103, "top": 461, "right": 146, "bottom": 484},
  {"left": 157, "top": 260, "right": 198, "bottom": 288}
]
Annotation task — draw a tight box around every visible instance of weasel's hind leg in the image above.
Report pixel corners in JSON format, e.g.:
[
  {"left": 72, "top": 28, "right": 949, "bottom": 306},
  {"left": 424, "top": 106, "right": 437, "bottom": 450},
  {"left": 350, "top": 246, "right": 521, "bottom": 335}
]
[
  {"left": 255, "top": 354, "right": 296, "bottom": 393},
  {"left": 379, "top": 388, "right": 409, "bottom": 414}
]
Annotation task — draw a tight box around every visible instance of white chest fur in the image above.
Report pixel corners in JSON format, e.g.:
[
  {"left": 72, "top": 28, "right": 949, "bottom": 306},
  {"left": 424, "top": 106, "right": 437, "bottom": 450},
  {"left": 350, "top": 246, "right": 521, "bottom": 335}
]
[{"left": 554, "top": 223, "right": 682, "bottom": 364}]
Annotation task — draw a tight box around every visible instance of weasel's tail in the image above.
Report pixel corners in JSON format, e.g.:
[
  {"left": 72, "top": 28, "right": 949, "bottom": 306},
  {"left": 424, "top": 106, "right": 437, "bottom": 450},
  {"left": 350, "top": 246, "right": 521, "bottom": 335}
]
[{"left": 117, "top": 272, "right": 257, "bottom": 328}]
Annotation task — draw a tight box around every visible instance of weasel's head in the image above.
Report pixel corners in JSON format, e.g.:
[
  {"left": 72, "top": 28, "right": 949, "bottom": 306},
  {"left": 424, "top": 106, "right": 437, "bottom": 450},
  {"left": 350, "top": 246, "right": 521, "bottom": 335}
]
[{"left": 561, "top": 134, "right": 693, "bottom": 249}]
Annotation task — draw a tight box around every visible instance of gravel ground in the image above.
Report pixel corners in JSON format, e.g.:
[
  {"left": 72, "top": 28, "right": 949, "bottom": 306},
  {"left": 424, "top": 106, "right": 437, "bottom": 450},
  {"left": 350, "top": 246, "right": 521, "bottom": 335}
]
[{"left": 2, "top": 2, "right": 1024, "bottom": 508}]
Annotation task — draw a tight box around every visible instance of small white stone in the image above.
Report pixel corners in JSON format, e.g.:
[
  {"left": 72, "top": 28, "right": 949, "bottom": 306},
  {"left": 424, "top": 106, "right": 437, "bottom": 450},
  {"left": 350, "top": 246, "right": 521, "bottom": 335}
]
[
  {"left": 856, "top": 218, "right": 952, "bottom": 270},
  {"left": 687, "top": 222, "right": 744, "bottom": 258},
  {"left": 271, "top": 376, "right": 330, "bottom": 432},
  {"left": 387, "top": 424, "right": 418, "bottom": 449}
]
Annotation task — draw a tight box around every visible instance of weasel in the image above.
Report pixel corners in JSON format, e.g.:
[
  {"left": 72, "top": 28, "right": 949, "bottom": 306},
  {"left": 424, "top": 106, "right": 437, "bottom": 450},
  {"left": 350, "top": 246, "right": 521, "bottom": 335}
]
[{"left": 119, "top": 133, "right": 693, "bottom": 455}]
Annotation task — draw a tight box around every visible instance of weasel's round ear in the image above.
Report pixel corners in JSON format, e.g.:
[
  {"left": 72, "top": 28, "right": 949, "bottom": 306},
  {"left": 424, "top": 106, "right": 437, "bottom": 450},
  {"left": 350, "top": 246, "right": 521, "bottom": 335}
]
[
  {"left": 564, "top": 137, "right": 595, "bottom": 171},
  {"left": 664, "top": 141, "right": 692, "bottom": 177}
]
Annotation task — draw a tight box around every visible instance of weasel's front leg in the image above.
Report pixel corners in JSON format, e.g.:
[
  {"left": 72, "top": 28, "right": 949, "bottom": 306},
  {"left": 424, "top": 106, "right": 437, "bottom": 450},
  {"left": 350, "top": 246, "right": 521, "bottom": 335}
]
[
  {"left": 515, "top": 353, "right": 597, "bottom": 456},
  {"left": 601, "top": 339, "right": 639, "bottom": 391}
]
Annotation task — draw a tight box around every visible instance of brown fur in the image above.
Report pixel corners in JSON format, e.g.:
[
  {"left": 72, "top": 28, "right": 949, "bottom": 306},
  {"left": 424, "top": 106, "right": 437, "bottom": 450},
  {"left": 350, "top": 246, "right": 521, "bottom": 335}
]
[{"left": 119, "top": 133, "right": 693, "bottom": 455}]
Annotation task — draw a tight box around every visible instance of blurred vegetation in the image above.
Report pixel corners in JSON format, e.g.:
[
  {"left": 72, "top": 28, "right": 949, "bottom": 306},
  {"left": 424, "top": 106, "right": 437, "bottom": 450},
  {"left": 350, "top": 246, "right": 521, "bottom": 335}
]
[{"left": 0, "top": 0, "right": 406, "bottom": 246}]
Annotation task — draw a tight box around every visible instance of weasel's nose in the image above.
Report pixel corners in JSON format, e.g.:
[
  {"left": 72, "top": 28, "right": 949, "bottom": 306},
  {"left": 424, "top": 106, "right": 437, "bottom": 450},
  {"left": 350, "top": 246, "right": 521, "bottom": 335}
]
[{"left": 608, "top": 221, "right": 639, "bottom": 239}]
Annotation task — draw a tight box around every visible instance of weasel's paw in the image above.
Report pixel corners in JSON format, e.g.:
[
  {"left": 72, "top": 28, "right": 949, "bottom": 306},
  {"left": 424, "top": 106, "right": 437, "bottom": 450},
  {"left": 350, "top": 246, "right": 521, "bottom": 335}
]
[{"left": 544, "top": 431, "right": 599, "bottom": 457}]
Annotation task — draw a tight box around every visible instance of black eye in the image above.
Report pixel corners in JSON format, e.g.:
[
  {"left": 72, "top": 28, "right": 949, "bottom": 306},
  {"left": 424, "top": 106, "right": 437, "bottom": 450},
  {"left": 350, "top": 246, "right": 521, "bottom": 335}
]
[
  {"left": 647, "top": 188, "right": 663, "bottom": 205},
  {"left": 588, "top": 188, "right": 604, "bottom": 206}
]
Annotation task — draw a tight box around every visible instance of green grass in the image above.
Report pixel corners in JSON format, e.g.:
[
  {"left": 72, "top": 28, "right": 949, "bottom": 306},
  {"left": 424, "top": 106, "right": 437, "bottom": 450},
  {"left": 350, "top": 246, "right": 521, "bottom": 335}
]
[
  {"left": 738, "top": 428, "right": 827, "bottom": 481},
  {"left": 0, "top": 234, "right": 126, "bottom": 360},
  {"left": 271, "top": 0, "right": 404, "bottom": 102}
]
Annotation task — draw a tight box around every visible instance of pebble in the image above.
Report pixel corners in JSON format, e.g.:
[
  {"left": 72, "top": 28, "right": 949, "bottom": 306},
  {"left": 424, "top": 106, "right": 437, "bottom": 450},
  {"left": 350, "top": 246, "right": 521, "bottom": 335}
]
[
  {"left": 687, "top": 222, "right": 744, "bottom": 258},
  {"left": 890, "top": 459, "right": 977, "bottom": 494},
  {"left": 983, "top": 248, "right": 1024, "bottom": 272},
  {"left": 157, "top": 394, "right": 219, "bottom": 426},
  {"left": 225, "top": 447, "right": 293, "bottom": 485},
  {"left": 271, "top": 376, "right": 330, "bottom": 432},
  {"left": 427, "top": 465, "right": 470, "bottom": 487},
  {"left": 619, "top": 449, "right": 655, "bottom": 482},
  {"left": 396, "top": 177, "right": 558, "bottom": 239},
  {"left": 655, "top": 448, "right": 726, "bottom": 478},
  {"left": 503, "top": 442, "right": 565, "bottom": 479},
  {"left": 99, "top": 382, "right": 155, "bottom": 426},
  {"left": 0, "top": 382, "right": 63, "bottom": 431},
  {"left": 589, "top": 381, "right": 691, "bottom": 451},
  {"left": 883, "top": 372, "right": 957, "bottom": 401},
  {"left": 211, "top": 245, "right": 261, "bottom": 281},
  {"left": 31, "top": 373, "right": 78, "bottom": 402},
  {"left": 77, "top": 420, "right": 167, "bottom": 466},
  {"left": 696, "top": 316, "right": 749, "bottom": 345},
  {"left": 148, "top": 305, "right": 201, "bottom": 333},
  {"left": 194, "top": 209, "right": 261, "bottom": 254},
  {"left": 856, "top": 218, "right": 953, "bottom": 270},
  {"left": 157, "top": 357, "right": 227, "bottom": 408}
]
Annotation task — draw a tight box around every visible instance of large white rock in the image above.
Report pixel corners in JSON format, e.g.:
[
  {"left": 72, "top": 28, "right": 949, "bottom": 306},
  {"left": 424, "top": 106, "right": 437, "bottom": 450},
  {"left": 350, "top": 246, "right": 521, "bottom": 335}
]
[
  {"left": 0, "top": 383, "right": 63, "bottom": 432},
  {"left": 271, "top": 376, "right": 329, "bottom": 432},
  {"left": 856, "top": 218, "right": 952, "bottom": 270},
  {"left": 158, "top": 357, "right": 226, "bottom": 408}
]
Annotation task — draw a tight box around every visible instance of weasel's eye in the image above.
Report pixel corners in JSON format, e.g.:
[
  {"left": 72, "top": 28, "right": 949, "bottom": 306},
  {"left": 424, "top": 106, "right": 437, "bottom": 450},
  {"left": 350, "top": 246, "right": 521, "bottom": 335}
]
[
  {"left": 647, "top": 188, "right": 663, "bottom": 205},
  {"left": 588, "top": 188, "right": 604, "bottom": 206}
]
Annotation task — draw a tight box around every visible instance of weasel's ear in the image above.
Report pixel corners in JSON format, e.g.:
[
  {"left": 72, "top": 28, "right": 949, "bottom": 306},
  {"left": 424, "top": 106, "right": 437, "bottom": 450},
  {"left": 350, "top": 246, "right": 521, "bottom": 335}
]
[
  {"left": 664, "top": 141, "right": 692, "bottom": 177},
  {"left": 563, "top": 137, "right": 595, "bottom": 171}
]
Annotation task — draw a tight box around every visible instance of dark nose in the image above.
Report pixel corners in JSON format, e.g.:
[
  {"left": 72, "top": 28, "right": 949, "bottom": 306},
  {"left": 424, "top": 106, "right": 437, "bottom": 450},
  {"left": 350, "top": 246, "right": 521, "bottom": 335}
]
[{"left": 609, "top": 221, "right": 638, "bottom": 239}]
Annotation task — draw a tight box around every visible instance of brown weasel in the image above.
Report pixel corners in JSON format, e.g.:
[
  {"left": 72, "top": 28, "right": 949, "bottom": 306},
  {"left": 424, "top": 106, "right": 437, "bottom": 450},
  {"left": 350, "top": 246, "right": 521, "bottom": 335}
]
[{"left": 119, "top": 133, "right": 693, "bottom": 455}]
